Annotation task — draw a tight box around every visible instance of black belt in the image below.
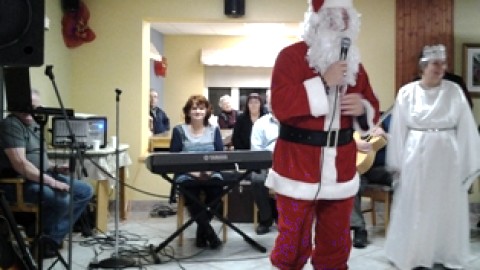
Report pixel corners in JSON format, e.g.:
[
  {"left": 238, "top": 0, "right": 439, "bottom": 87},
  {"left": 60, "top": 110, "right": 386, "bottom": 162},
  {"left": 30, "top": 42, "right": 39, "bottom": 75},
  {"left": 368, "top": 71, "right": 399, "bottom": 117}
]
[{"left": 279, "top": 124, "right": 353, "bottom": 147}]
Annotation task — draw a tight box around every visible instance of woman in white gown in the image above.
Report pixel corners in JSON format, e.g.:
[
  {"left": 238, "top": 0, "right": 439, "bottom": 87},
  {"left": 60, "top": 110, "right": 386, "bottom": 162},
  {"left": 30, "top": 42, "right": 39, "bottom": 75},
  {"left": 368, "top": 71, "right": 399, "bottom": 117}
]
[{"left": 385, "top": 44, "right": 480, "bottom": 270}]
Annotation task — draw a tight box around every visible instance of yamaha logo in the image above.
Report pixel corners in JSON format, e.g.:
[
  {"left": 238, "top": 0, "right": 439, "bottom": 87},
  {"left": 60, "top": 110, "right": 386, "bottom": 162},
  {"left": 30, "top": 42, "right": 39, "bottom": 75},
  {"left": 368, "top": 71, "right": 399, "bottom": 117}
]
[{"left": 203, "top": 154, "right": 228, "bottom": 161}]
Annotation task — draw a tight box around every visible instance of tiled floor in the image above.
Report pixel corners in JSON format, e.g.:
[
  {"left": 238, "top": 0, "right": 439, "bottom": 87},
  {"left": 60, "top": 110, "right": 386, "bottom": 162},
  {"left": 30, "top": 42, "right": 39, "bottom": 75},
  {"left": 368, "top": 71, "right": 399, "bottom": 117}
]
[{"left": 42, "top": 204, "right": 480, "bottom": 270}]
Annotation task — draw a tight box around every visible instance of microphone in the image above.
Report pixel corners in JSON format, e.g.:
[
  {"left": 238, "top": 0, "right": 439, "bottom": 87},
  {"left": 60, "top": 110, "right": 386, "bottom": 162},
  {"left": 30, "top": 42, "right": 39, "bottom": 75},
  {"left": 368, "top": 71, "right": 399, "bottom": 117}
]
[
  {"left": 115, "top": 88, "right": 122, "bottom": 101},
  {"left": 339, "top": 37, "right": 351, "bottom": 60},
  {"left": 45, "top": 65, "right": 54, "bottom": 80}
]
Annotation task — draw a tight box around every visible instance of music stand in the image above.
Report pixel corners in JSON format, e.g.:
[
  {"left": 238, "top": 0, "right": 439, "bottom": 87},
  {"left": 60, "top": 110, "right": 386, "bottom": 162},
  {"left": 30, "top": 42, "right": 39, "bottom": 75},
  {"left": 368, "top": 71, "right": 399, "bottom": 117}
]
[
  {"left": 32, "top": 109, "right": 71, "bottom": 270},
  {"left": 44, "top": 65, "right": 94, "bottom": 270},
  {"left": 145, "top": 151, "right": 272, "bottom": 254}
]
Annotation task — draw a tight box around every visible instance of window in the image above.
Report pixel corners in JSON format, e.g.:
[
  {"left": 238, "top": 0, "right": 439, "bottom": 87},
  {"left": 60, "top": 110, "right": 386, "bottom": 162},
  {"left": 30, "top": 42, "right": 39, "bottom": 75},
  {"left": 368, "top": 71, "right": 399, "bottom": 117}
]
[{"left": 207, "top": 87, "right": 267, "bottom": 115}]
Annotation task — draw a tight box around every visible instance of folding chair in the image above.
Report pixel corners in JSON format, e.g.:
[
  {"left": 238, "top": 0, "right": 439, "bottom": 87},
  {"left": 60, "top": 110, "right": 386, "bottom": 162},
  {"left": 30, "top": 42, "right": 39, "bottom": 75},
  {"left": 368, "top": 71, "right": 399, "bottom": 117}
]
[{"left": 0, "top": 178, "right": 39, "bottom": 244}]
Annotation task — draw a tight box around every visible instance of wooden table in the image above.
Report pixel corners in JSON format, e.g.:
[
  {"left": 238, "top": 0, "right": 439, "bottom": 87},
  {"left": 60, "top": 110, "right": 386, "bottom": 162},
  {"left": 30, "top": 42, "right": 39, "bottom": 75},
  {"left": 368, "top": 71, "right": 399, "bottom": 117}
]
[
  {"left": 47, "top": 144, "right": 131, "bottom": 233},
  {"left": 149, "top": 135, "right": 171, "bottom": 152}
]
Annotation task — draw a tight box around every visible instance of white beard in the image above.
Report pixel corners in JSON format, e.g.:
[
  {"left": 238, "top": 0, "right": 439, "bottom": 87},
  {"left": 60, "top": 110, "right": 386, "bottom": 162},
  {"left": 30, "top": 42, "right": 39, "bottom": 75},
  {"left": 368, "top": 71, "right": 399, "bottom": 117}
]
[{"left": 303, "top": 7, "right": 361, "bottom": 86}]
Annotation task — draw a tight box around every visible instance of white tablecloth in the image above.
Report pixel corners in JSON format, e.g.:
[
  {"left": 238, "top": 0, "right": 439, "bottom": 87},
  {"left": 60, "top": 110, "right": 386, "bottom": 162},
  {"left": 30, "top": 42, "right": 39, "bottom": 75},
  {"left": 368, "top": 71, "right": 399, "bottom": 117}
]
[{"left": 47, "top": 144, "right": 131, "bottom": 187}]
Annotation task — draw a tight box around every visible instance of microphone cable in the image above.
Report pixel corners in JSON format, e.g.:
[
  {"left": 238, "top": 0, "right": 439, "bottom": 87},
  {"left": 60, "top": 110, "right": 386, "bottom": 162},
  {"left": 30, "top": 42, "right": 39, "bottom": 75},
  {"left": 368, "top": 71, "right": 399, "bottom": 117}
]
[
  {"left": 312, "top": 37, "right": 350, "bottom": 202},
  {"left": 312, "top": 85, "right": 341, "bottom": 202}
]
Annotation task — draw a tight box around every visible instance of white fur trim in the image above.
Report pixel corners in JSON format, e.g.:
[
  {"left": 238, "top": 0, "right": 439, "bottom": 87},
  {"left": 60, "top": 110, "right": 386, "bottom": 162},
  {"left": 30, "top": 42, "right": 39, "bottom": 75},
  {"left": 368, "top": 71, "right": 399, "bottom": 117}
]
[
  {"left": 304, "top": 76, "right": 329, "bottom": 117},
  {"left": 266, "top": 169, "right": 359, "bottom": 200},
  {"left": 353, "top": 99, "right": 375, "bottom": 137},
  {"left": 321, "top": 147, "right": 338, "bottom": 185},
  {"left": 323, "top": 0, "right": 353, "bottom": 8}
]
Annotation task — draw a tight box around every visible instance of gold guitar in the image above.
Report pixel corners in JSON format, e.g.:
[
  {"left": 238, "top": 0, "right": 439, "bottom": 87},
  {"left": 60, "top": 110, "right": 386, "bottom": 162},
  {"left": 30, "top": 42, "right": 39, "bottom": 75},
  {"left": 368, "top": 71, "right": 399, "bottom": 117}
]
[
  {"left": 354, "top": 132, "right": 387, "bottom": 174},
  {"left": 355, "top": 107, "right": 393, "bottom": 174}
]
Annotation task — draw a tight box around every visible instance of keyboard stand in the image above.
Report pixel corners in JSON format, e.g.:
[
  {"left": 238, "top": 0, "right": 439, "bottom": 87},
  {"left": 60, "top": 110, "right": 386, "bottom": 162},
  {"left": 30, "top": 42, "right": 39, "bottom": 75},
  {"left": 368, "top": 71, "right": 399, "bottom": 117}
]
[{"left": 153, "top": 170, "right": 267, "bottom": 254}]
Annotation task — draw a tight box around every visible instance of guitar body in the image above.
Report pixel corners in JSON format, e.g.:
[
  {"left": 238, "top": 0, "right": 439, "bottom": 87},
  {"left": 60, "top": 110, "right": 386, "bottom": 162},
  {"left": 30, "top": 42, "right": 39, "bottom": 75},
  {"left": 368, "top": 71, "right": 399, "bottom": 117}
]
[
  {"left": 354, "top": 107, "right": 393, "bottom": 174},
  {"left": 354, "top": 132, "right": 387, "bottom": 174}
]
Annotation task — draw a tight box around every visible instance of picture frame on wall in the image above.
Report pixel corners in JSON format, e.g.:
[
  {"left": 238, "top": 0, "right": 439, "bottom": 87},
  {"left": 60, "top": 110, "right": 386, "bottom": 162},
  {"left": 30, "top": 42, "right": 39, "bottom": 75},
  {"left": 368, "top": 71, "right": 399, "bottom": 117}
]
[{"left": 462, "top": 43, "right": 480, "bottom": 96}]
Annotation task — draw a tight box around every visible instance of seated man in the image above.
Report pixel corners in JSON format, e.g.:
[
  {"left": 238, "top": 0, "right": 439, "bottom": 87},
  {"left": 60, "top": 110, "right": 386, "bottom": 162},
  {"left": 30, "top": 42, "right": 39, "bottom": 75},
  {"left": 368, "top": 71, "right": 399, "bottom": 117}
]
[
  {"left": 250, "top": 90, "right": 278, "bottom": 235},
  {"left": 0, "top": 89, "right": 93, "bottom": 257},
  {"left": 149, "top": 89, "right": 170, "bottom": 135},
  {"left": 351, "top": 114, "right": 391, "bottom": 248}
]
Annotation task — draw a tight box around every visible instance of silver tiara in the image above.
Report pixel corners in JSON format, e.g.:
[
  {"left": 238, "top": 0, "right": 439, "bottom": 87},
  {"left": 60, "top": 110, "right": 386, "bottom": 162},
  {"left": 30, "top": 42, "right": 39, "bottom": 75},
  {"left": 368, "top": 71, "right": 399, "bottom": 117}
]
[{"left": 421, "top": 44, "right": 446, "bottom": 62}]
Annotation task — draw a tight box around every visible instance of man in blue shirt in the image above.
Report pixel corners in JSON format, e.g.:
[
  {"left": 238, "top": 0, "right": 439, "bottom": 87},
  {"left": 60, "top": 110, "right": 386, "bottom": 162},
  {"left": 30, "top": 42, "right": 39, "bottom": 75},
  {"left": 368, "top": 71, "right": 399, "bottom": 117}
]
[
  {"left": 149, "top": 89, "right": 170, "bottom": 134},
  {"left": 250, "top": 90, "right": 278, "bottom": 234},
  {"left": 350, "top": 113, "right": 391, "bottom": 248}
]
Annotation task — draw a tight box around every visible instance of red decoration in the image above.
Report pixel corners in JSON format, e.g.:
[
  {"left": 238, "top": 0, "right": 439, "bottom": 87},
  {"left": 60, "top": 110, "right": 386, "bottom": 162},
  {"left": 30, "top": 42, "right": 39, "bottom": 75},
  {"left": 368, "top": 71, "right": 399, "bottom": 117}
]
[
  {"left": 154, "top": 57, "right": 167, "bottom": 77},
  {"left": 62, "top": 1, "right": 96, "bottom": 48}
]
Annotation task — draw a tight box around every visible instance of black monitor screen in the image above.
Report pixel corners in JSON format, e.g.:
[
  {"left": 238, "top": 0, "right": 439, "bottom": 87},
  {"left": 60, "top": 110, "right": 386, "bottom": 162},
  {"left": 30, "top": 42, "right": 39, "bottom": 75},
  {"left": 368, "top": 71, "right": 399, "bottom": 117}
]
[{"left": 51, "top": 117, "right": 108, "bottom": 149}]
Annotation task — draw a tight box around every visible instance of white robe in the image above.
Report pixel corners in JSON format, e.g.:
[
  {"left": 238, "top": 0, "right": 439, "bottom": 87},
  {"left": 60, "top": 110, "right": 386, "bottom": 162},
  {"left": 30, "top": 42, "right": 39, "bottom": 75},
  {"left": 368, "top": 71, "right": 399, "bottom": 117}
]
[{"left": 385, "top": 80, "right": 480, "bottom": 270}]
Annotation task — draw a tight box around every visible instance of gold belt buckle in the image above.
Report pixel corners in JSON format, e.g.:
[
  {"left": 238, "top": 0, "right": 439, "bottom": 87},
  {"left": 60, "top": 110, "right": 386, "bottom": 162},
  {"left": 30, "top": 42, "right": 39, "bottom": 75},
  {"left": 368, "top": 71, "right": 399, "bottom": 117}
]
[{"left": 326, "top": 129, "right": 339, "bottom": 147}]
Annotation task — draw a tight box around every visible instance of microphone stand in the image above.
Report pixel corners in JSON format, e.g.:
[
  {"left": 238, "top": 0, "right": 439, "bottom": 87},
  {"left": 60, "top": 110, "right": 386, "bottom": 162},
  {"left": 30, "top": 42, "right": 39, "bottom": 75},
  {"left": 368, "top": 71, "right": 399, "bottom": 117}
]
[
  {"left": 32, "top": 111, "right": 68, "bottom": 270},
  {"left": 44, "top": 65, "right": 88, "bottom": 270},
  {"left": 93, "top": 89, "right": 135, "bottom": 268}
]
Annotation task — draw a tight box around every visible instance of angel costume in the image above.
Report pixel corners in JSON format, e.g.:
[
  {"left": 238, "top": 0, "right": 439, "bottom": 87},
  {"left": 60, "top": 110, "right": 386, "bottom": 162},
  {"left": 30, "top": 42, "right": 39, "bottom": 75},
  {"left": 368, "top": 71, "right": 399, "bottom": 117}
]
[{"left": 385, "top": 79, "right": 480, "bottom": 270}]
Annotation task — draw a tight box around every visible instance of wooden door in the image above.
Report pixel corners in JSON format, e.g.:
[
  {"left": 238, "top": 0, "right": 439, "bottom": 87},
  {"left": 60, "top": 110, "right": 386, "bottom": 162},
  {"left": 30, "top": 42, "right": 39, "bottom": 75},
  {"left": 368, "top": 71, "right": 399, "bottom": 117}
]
[{"left": 396, "top": 0, "right": 453, "bottom": 91}]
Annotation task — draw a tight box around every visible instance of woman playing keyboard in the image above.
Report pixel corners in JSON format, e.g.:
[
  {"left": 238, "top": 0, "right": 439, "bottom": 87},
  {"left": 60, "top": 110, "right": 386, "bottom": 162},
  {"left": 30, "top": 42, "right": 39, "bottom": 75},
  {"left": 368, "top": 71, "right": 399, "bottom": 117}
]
[{"left": 169, "top": 95, "right": 224, "bottom": 249}]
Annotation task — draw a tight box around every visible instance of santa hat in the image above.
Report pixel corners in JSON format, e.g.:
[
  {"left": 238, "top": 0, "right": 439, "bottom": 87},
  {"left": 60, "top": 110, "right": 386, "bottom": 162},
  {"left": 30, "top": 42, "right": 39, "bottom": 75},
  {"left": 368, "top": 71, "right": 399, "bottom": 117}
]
[{"left": 311, "top": 0, "right": 353, "bottom": 12}]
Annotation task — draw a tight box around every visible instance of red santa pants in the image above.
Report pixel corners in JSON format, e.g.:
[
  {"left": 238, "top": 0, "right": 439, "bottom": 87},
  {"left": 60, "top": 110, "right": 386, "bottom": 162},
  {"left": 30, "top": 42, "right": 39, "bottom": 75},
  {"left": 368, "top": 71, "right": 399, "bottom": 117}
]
[{"left": 270, "top": 194, "right": 354, "bottom": 270}]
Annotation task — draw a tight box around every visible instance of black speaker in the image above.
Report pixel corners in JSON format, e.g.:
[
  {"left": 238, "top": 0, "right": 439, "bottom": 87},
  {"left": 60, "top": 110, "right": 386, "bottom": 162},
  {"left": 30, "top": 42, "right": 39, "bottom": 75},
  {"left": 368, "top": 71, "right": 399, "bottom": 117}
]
[
  {"left": 224, "top": 0, "right": 245, "bottom": 17},
  {"left": 0, "top": 0, "right": 44, "bottom": 67},
  {"left": 3, "top": 67, "right": 33, "bottom": 113},
  {"left": 62, "top": 0, "right": 79, "bottom": 12}
]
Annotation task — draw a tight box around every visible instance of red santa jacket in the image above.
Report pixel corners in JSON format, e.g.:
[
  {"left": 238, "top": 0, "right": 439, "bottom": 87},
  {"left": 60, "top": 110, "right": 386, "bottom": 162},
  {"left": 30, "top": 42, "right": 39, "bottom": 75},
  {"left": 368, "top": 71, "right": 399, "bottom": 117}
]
[{"left": 266, "top": 41, "right": 380, "bottom": 200}]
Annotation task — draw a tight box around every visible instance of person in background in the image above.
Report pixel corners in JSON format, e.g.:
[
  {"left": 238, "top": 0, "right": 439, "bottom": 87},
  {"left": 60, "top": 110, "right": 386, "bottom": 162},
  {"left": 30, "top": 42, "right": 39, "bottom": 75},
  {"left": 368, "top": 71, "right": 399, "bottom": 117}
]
[
  {"left": 169, "top": 95, "right": 224, "bottom": 249},
  {"left": 149, "top": 89, "right": 170, "bottom": 134},
  {"left": 217, "top": 95, "right": 238, "bottom": 129},
  {"left": 250, "top": 90, "right": 278, "bottom": 235},
  {"left": 217, "top": 94, "right": 238, "bottom": 149},
  {"left": 232, "top": 93, "right": 267, "bottom": 150},
  {"left": 0, "top": 89, "right": 93, "bottom": 258},
  {"left": 350, "top": 115, "right": 391, "bottom": 249},
  {"left": 385, "top": 44, "right": 480, "bottom": 270},
  {"left": 266, "top": 0, "right": 380, "bottom": 269}
]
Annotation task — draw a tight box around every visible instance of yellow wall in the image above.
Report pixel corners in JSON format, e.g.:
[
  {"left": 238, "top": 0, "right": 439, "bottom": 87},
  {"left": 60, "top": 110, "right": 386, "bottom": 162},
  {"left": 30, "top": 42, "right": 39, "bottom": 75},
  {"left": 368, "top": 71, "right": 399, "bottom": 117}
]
[
  {"left": 30, "top": 1, "right": 72, "bottom": 106},
  {"left": 356, "top": 0, "right": 396, "bottom": 109},
  {"left": 35, "top": 0, "right": 479, "bottom": 202}
]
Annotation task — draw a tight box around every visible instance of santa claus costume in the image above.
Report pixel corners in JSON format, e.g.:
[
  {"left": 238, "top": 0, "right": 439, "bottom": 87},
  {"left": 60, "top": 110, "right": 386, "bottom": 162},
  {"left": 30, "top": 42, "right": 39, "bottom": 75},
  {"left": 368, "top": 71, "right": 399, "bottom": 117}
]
[{"left": 266, "top": 0, "right": 380, "bottom": 269}]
